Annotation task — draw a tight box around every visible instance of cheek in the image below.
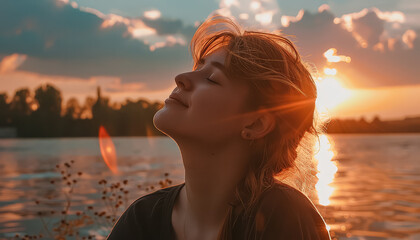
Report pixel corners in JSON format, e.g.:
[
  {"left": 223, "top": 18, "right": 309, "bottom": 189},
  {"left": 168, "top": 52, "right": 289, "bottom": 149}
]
[{"left": 189, "top": 88, "right": 246, "bottom": 129}]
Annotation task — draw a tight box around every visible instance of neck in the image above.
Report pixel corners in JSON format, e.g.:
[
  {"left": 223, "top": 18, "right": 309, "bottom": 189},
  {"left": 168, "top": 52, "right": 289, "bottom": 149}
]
[{"left": 177, "top": 137, "right": 250, "bottom": 230}]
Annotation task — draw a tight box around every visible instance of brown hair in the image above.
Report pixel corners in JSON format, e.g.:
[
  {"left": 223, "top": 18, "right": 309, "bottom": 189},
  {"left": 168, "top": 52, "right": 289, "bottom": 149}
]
[{"left": 190, "top": 15, "right": 322, "bottom": 240}]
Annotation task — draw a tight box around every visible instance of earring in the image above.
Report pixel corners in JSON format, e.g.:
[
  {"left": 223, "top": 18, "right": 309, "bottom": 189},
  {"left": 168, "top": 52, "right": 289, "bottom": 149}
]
[{"left": 241, "top": 130, "right": 251, "bottom": 139}]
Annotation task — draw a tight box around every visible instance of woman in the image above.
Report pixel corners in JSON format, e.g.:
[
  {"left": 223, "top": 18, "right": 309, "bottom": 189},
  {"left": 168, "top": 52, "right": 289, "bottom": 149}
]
[{"left": 107, "top": 15, "right": 331, "bottom": 240}]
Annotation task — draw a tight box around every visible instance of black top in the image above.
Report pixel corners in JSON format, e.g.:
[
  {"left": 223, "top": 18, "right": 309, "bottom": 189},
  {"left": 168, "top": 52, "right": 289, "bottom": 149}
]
[{"left": 107, "top": 183, "right": 331, "bottom": 240}]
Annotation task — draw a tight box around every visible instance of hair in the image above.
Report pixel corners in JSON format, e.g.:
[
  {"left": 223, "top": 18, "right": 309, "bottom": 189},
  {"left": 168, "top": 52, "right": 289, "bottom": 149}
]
[{"left": 190, "top": 15, "right": 323, "bottom": 240}]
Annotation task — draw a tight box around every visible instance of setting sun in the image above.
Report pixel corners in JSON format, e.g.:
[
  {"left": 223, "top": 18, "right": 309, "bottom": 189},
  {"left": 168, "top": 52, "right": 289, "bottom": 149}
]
[
  {"left": 316, "top": 76, "right": 352, "bottom": 113},
  {"left": 315, "top": 48, "right": 353, "bottom": 114}
]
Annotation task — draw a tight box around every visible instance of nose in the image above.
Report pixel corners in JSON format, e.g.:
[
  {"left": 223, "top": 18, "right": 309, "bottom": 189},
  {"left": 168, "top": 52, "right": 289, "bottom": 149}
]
[{"left": 174, "top": 72, "right": 193, "bottom": 90}]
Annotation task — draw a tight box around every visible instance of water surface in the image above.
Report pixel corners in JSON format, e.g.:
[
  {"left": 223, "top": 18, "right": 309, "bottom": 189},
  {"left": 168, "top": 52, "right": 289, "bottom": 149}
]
[{"left": 0, "top": 134, "right": 419, "bottom": 239}]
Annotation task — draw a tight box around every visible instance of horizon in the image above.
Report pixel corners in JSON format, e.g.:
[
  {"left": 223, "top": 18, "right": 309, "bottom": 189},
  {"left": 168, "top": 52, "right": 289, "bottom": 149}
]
[{"left": 3, "top": 83, "right": 420, "bottom": 122}]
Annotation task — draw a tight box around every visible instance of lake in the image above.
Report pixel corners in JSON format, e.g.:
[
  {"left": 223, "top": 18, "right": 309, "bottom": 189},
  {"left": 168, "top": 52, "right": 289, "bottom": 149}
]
[{"left": 0, "top": 134, "right": 419, "bottom": 239}]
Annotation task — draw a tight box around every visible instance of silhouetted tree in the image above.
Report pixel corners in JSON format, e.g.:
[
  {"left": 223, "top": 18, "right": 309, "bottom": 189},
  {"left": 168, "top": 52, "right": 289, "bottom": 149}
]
[
  {"left": 9, "top": 88, "right": 35, "bottom": 136},
  {"left": 34, "top": 84, "right": 62, "bottom": 117},
  {"left": 64, "top": 97, "right": 82, "bottom": 119},
  {"left": 10, "top": 88, "right": 33, "bottom": 120},
  {"left": 80, "top": 96, "right": 95, "bottom": 119},
  {"left": 30, "top": 84, "right": 63, "bottom": 137},
  {"left": 92, "top": 87, "right": 117, "bottom": 135},
  {"left": 0, "top": 93, "right": 11, "bottom": 126},
  {"left": 372, "top": 115, "right": 381, "bottom": 124},
  {"left": 117, "top": 99, "right": 148, "bottom": 136}
]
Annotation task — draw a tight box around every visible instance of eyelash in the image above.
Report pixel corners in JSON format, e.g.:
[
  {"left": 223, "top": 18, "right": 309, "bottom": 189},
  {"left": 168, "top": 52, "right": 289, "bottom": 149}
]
[
  {"left": 196, "top": 60, "right": 218, "bottom": 84},
  {"left": 206, "top": 77, "right": 217, "bottom": 84},
  {"left": 206, "top": 73, "right": 218, "bottom": 84}
]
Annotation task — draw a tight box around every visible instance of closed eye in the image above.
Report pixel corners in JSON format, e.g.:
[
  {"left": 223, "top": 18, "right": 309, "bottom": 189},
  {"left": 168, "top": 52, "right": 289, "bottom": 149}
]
[
  {"left": 206, "top": 77, "right": 218, "bottom": 84},
  {"left": 206, "top": 73, "right": 218, "bottom": 84}
]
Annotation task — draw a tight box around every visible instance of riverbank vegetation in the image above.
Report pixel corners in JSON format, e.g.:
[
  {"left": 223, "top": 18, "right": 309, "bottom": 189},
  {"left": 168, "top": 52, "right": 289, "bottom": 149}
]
[{"left": 1, "top": 83, "right": 419, "bottom": 137}]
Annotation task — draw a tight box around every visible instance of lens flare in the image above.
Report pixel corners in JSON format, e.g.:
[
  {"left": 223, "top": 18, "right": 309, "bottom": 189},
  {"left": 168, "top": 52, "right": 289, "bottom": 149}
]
[{"left": 99, "top": 126, "right": 119, "bottom": 174}]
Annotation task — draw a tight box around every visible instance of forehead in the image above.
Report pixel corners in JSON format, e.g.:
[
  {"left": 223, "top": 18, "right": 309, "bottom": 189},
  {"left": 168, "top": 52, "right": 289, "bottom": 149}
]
[
  {"left": 203, "top": 49, "right": 256, "bottom": 111},
  {"left": 202, "top": 48, "right": 248, "bottom": 86},
  {"left": 202, "top": 48, "right": 227, "bottom": 64}
]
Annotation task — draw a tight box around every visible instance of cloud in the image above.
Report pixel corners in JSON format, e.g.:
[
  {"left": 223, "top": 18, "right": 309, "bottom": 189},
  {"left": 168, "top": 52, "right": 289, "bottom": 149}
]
[
  {"left": 140, "top": 17, "right": 197, "bottom": 40},
  {"left": 214, "top": 0, "right": 281, "bottom": 29},
  {"left": 210, "top": 1, "right": 419, "bottom": 88},
  {"left": 0, "top": 0, "right": 195, "bottom": 90},
  {"left": 1, "top": 0, "right": 419, "bottom": 91},
  {"left": 280, "top": 8, "right": 420, "bottom": 88},
  {"left": 143, "top": 10, "right": 162, "bottom": 20},
  {"left": 0, "top": 54, "right": 27, "bottom": 73},
  {"left": 402, "top": 29, "right": 417, "bottom": 48}
]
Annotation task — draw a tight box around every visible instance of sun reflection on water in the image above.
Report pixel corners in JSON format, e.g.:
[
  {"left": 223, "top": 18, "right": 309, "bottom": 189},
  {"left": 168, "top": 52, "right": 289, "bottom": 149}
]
[{"left": 315, "top": 134, "right": 337, "bottom": 206}]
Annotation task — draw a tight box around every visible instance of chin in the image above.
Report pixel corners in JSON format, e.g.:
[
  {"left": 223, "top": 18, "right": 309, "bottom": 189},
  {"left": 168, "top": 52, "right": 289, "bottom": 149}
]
[
  {"left": 152, "top": 108, "right": 166, "bottom": 134},
  {"left": 153, "top": 107, "right": 179, "bottom": 137}
]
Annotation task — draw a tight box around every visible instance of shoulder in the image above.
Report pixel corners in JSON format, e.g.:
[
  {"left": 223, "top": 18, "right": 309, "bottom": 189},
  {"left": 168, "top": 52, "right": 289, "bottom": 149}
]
[
  {"left": 259, "top": 183, "right": 316, "bottom": 212},
  {"left": 121, "top": 184, "right": 181, "bottom": 221},
  {"left": 255, "top": 183, "right": 331, "bottom": 240},
  {"left": 131, "top": 184, "right": 182, "bottom": 214},
  {"left": 107, "top": 183, "right": 184, "bottom": 240}
]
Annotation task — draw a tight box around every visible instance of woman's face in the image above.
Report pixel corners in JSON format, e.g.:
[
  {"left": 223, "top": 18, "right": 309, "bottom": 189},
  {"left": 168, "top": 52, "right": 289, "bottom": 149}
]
[{"left": 153, "top": 49, "right": 252, "bottom": 145}]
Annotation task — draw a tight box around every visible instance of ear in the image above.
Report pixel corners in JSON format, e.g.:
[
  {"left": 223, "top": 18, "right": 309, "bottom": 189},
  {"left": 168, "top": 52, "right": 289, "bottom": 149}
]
[{"left": 242, "top": 113, "right": 275, "bottom": 140}]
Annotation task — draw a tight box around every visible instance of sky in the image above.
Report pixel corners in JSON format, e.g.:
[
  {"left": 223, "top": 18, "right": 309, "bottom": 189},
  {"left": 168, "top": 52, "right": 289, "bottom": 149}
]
[{"left": 0, "top": 0, "right": 419, "bottom": 119}]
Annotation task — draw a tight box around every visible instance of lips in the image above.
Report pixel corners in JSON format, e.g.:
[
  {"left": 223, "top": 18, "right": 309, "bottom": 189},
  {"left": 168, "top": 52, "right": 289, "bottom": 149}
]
[{"left": 168, "top": 93, "right": 188, "bottom": 107}]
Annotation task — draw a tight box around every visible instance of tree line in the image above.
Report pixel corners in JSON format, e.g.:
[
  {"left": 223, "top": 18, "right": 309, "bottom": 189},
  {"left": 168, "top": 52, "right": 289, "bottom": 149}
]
[
  {"left": 325, "top": 116, "right": 420, "bottom": 133},
  {"left": 0, "top": 84, "right": 165, "bottom": 137},
  {"left": 1, "top": 83, "right": 419, "bottom": 137}
]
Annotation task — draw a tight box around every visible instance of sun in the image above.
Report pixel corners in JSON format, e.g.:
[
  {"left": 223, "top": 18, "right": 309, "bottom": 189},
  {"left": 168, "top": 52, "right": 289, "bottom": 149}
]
[
  {"left": 314, "top": 48, "right": 354, "bottom": 114},
  {"left": 315, "top": 75, "right": 352, "bottom": 114}
]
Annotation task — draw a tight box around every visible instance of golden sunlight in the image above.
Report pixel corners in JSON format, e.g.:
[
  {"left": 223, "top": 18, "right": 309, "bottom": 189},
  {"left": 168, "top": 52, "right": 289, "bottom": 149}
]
[
  {"left": 314, "top": 134, "right": 337, "bottom": 206},
  {"left": 99, "top": 126, "right": 119, "bottom": 174},
  {"left": 316, "top": 77, "right": 352, "bottom": 112},
  {"left": 316, "top": 48, "right": 353, "bottom": 113}
]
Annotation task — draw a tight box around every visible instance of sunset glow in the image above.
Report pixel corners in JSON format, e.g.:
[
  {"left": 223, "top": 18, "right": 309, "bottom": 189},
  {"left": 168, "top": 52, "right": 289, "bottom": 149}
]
[
  {"left": 316, "top": 48, "right": 354, "bottom": 113},
  {"left": 316, "top": 77, "right": 352, "bottom": 112},
  {"left": 99, "top": 126, "right": 119, "bottom": 174}
]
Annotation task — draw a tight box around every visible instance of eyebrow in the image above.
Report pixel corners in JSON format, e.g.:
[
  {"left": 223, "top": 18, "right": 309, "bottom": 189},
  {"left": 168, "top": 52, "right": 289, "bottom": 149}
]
[
  {"left": 198, "top": 58, "right": 228, "bottom": 76},
  {"left": 210, "top": 61, "right": 228, "bottom": 76}
]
